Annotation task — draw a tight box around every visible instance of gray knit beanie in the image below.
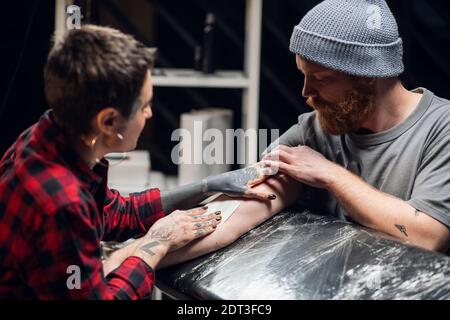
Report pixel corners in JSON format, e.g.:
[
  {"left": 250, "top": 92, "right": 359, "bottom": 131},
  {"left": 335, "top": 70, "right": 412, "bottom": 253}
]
[{"left": 289, "top": 0, "right": 403, "bottom": 77}]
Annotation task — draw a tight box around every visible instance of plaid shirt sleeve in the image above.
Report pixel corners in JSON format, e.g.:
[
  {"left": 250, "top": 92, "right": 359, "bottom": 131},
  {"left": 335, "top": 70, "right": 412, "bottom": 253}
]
[
  {"left": 102, "top": 188, "right": 166, "bottom": 242},
  {"left": 28, "top": 202, "right": 154, "bottom": 299}
]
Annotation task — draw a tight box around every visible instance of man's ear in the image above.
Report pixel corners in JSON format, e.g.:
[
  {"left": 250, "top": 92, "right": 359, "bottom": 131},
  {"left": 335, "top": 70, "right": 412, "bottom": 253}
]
[{"left": 94, "top": 107, "right": 123, "bottom": 137}]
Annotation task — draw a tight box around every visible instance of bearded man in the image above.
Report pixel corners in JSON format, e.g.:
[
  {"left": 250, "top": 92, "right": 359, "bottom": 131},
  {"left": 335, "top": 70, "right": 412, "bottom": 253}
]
[
  {"left": 157, "top": 0, "right": 450, "bottom": 269},
  {"left": 260, "top": 0, "right": 450, "bottom": 252}
]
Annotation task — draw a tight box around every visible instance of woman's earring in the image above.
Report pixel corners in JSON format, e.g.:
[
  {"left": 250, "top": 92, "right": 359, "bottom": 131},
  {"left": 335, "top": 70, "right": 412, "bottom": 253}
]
[
  {"left": 91, "top": 136, "right": 98, "bottom": 146},
  {"left": 117, "top": 133, "right": 123, "bottom": 140}
]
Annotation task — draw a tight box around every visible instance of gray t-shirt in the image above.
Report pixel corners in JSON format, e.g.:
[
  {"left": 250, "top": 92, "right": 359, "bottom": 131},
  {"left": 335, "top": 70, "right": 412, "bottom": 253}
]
[{"left": 268, "top": 88, "right": 450, "bottom": 229}]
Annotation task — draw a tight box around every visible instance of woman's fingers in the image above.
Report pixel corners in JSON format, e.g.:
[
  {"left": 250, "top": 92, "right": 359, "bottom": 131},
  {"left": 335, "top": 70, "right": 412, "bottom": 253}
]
[
  {"left": 243, "top": 188, "right": 277, "bottom": 201},
  {"left": 190, "top": 210, "right": 222, "bottom": 237},
  {"left": 191, "top": 211, "right": 221, "bottom": 222},
  {"left": 192, "top": 218, "right": 221, "bottom": 230},
  {"left": 193, "top": 226, "right": 217, "bottom": 238},
  {"left": 185, "top": 206, "right": 209, "bottom": 216}
]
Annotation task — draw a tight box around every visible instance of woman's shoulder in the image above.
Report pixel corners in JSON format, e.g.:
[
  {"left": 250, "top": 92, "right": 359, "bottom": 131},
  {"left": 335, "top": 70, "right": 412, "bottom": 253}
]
[{"left": 14, "top": 154, "right": 89, "bottom": 216}]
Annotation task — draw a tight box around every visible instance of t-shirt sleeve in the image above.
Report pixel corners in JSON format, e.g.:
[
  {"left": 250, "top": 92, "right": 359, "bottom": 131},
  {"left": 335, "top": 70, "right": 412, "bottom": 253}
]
[
  {"left": 261, "top": 114, "right": 307, "bottom": 158},
  {"left": 407, "top": 133, "right": 450, "bottom": 228}
]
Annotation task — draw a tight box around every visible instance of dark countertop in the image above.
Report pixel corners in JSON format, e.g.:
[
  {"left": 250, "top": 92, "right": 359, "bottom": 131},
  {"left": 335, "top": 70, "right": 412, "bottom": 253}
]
[{"left": 156, "top": 208, "right": 450, "bottom": 299}]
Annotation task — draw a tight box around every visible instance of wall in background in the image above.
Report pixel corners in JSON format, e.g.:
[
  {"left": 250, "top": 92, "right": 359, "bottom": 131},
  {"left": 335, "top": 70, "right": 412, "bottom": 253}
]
[
  {"left": 1, "top": 0, "right": 449, "bottom": 175},
  {"left": 0, "top": 1, "right": 54, "bottom": 155}
]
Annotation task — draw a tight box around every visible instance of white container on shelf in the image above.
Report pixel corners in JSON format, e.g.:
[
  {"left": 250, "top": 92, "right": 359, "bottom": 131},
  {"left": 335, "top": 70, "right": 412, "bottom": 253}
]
[
  {"left": 106, "top": 150, "right": 150, "bottom": 195},
  {"left": 178, "top": 108, "right": 233, "bottom": 186}
]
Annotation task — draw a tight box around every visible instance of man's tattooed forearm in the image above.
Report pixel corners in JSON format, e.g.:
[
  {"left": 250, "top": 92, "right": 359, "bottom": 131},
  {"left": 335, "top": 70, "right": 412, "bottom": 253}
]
[
  {"left": 139, "top": 241, "right": 161, "bottom": 256},
  {"left": 395, "top": 224, "right": 408, "bottom": 237}
]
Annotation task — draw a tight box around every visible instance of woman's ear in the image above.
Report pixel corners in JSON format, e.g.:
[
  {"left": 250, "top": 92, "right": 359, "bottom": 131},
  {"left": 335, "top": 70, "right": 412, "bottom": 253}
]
[{"left": 94, "top": 107, "right": 122, "bottom": 137}]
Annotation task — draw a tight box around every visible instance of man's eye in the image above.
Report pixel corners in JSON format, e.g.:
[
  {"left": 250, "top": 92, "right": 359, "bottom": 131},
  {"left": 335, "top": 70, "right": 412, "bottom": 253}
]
[{"left": 316, "top": 78, "right": 329, "bottom": 84}]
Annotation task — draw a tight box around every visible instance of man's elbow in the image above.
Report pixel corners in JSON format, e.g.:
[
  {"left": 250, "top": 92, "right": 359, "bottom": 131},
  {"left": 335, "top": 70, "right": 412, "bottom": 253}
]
[
  {"left": 411, "top": 231, "right": 450, "bottom": 253},
  {"left": 424, "top": 237, "right": 450, "bottom": 253}
]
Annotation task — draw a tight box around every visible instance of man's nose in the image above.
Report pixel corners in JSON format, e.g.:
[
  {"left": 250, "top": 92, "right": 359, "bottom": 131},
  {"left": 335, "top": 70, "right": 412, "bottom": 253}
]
[{"left": 302, "top": 79, "right": 317, "bottom": 98}]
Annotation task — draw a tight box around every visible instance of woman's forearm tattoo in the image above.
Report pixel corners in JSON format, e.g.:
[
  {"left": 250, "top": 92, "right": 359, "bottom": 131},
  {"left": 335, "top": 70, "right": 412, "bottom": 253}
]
[
  {"left": 139, "top": 241, "right": 161, "bottom": 256},
  {"left": 148, "top": 225, "right": 176, "bottom": 241}
]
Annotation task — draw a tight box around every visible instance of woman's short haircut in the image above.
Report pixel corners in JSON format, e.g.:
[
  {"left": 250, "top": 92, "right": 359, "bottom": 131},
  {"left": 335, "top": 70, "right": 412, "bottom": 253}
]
[{"left": 44, "top": 24, "right": 155, "bottom": 136}]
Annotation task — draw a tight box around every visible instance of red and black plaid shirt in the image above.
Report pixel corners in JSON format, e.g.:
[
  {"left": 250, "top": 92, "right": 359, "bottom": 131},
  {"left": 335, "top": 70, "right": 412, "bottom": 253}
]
[{"left": 0, "top": 111, "right": 166, "bottom": 299}]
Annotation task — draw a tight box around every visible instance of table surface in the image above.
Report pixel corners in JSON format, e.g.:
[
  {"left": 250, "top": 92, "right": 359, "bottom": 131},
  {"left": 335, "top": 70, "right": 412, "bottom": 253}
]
[{"left": 157, "top": 208, "right": 450, "bottom": 299}]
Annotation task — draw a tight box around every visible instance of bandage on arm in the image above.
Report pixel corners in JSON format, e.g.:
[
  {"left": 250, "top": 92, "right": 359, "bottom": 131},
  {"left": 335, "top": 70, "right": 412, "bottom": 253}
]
[{"left": 157, "top": 174, "right": 302, "bottom": 269}]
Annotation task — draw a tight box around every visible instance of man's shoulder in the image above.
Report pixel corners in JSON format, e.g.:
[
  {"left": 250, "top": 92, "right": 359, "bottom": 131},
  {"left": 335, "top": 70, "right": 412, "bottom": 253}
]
[
  {"left": 428, "top": 90, "right": 450, "bottom": 112},
  {"left": 297, "top": 110, "right": 317, "bottom": 125},
  {"left": 430, "top": 95, "right": 450, "bottom": 118},
  {"left": 422, "top": 90, "right": 450, "bottom": 136},
  {"left": 297, "top": 110, "right": 339, "bottom": 142},
  {"left": 296, "top": 110, "right": 320, "bottom": 135}
]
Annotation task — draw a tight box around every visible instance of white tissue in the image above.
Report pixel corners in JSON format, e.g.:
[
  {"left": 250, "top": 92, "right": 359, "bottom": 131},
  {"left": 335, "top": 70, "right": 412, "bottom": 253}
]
[{"left": 203, "top": 199, "right": 241, "bottom": 227}]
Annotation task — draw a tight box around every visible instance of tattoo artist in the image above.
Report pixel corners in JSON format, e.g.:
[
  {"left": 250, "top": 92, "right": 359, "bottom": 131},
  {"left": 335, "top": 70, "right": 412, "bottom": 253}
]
[{"left": 0, "top": 25, "right": 274, "bottom": 299}]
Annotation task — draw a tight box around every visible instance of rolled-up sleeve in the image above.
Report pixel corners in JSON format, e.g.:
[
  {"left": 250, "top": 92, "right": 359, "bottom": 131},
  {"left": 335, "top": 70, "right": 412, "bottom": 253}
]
[
  {"left": 103, "top": 188, "right": 166, "bottom": 242},
  {"left": 262, "top": 114, "right": 308, "bottom": 157},
  {"left": 407, "top": 134, "right": 450, "bottom": 228},
  {"left": 27, "top": 203, "right": 155, "bottom": 299}
]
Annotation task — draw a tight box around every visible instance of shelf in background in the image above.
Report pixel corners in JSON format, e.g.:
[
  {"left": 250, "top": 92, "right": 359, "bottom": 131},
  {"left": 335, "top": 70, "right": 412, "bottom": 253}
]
[{"left": 152, "top": 68, "right": 249, "bottom": 88}]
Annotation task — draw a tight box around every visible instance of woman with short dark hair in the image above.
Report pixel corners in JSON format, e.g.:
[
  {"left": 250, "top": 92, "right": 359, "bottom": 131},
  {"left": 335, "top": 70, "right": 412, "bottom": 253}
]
[{"left": 0, "top": 25, "right": 273, "bottom": 299}]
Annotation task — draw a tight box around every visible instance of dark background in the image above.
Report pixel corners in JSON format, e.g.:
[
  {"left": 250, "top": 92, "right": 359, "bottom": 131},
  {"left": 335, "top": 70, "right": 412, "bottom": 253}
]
[{"left": 1, "top": 0, "right": 449, "bottom": 175}]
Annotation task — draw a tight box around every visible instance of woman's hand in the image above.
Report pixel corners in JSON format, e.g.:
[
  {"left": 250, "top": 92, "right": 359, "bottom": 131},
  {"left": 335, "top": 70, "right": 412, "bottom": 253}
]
[
  {"left": 134, "top": 206, "right": 222, "bottom": 257},
  {"left": 205, "top": 162, "right": 277, "bottom": 200}
]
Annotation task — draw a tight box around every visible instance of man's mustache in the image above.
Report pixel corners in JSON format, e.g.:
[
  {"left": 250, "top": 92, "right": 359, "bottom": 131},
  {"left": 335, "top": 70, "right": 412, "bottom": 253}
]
[{"left": 306, "top": 96, "right": 332, "bottom": 110}]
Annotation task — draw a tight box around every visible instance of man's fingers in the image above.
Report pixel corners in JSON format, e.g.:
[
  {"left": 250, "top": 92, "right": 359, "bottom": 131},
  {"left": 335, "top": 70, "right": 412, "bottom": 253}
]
[
  {"left": 264, "top": 149, "right": 293, "bottom": 164},
  {"left": 267, "top": 144, "right": 291, "bottom": 154},
  {"left": 258, "top": 164, "right": 279, "bottom": 177},
  {"left": 262, "top": 160, "right": 292, "bottom": 175},
  {"left": 275, "top": 149, "right": 294, "bottom": 164},
  {"left": 263, "top": 145, "right": 291, "bottom": 159}
]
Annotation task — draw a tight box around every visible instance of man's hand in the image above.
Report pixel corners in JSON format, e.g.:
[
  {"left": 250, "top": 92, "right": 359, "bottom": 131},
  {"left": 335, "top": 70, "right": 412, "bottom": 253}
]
[
  {"left": 262, "top": 145, "right": 450, "bottom": 252},
  {"left": 205, "top": 162, "right": 277, "bottom": 200},
  {"left": 262, "top": 145, "right": 338, "bottom": 189}
]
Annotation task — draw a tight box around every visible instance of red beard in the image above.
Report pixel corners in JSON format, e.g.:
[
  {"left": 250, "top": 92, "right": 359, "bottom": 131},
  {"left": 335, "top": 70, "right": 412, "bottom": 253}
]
[{"left": 306, "top": 85, "right": 375, "bottom": 135}]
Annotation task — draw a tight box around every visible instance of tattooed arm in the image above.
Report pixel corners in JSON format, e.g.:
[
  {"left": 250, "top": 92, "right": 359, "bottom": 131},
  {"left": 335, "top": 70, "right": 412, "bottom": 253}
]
[
  {"left": 324, "top": 165, "right": 450, "bottom": 252},
  {"left": 158, "top": 174, "right": 303, "bottom": 269},
  {"left": 103, "top": 206, "right": 221, "bottom": 275},
  {"left": 160, "top": 163, "right": 276, "bottom": 213},
  {"left": 262, "top": 145, "right": 450, "bottom": 252},
  {"left": 103, "top": 164, "right": 277, "bottom": 274}
]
